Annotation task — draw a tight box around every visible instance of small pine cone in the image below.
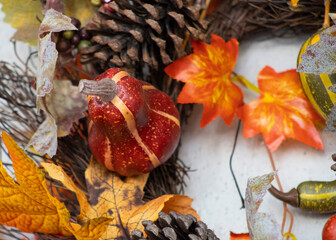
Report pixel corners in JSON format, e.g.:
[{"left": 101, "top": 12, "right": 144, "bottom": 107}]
[
  {"left": 80, "top": 0, "right": 207, "bottom": 75},
  {"left": 331, "top": 153, "right": 336, "bottom": 172},
  {"left": 130, "top": 211, "right": 220, "bottom": 240}
]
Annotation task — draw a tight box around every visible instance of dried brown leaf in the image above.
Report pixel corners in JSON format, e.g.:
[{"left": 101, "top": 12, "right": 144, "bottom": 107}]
[{"left": 45, "top": 80, "right": 87, "bottom": 137}]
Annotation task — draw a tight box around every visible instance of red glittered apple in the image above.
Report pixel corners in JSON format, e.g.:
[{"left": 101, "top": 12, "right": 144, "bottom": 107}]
[{"left": 79, "top": 68, "right": 180, "bottom": 176}]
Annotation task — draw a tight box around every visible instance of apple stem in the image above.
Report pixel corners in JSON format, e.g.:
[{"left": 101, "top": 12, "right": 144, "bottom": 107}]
[{"left": 79, "top": 78, "right": 118, "bottom": 102}]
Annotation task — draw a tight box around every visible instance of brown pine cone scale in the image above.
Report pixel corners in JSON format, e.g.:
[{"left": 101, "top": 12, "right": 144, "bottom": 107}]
[{"left": 131, "top": 211, "right": 220, "bottom": 240}]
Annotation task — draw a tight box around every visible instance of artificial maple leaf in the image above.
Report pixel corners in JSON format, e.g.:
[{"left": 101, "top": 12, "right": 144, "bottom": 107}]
[
  {"left": 245, "top": 172, "right": 282, "bottom": 240},
  {"left": 0, "top": 131, "right": 111, "bottom": 239},
  {"left": 41, "top": 162, "right": 90, "bottom": 220},
  {"left": 165, "top": 34, "right": 242, "bottom": 127},
  {"left": 44, "top": 157, "right": 199, "bottom": 239},
  {"left": 0, "top": 131, "right": 71, "bottom": 235},
  {"left": 230, "top": 232, "right": 250, "bottom": 240},
  {"left": 237, "top": 66, "right": 323, "bottom": 152}
]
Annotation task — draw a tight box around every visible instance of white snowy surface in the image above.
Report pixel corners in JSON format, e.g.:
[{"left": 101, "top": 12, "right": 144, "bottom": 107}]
[{"left": 1, "top": 3, "right": 336, "bottom": 240}]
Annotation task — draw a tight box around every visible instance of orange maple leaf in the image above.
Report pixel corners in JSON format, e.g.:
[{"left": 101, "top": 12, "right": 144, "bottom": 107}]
[
  {"left": 237, "top": 66, "right": 324, "bottom": 151},
  {"left": 0, "top": 131, "right": 111, "bottom": 239},
  {"left": 165, "top": 34, "right": 243, "bottom": 127},
  {"left": 230, "top": 232, "right": 250, "bottom": 240},
  {"left": 291, "top": 0, "right": 299, "bottom": 6}
]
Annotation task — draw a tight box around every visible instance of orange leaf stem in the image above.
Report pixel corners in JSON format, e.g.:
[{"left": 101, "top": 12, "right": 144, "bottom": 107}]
[
  {"left": 323, "top": 0, "right": 331, "bottom": 28},
  {"left": 266, "top": 144, "right": 294, "bottom": 239}
]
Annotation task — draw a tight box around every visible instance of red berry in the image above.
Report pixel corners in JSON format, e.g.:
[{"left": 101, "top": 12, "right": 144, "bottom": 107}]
[
  {"left": 323, "top": 214, "right": 336, "bottom": 240},
  {"left": 103, "top": 3, "right": 113, "bottom": 12},
  {"left": 79, "top": 28, "right": 90, "bottom": 40},
  {"left": 71, "top": 33, "right": 80, "bottom": 45},
  {"left": 56, "top": 38, "right": 71, "bottom": 52}
]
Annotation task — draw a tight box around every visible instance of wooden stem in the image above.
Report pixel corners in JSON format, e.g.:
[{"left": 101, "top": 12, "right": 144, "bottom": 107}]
[
  {"left": 265, "top": 145, "right": 295, "bottom": 238},
  {"left": 323, "top": 0, "right": 331, "bottom": 28},
  {"left": 268, "top": 186, "right": 299, "bottom": 208},
  {"left": 78, "top": 78, "right": 118, "bottom": 102}
]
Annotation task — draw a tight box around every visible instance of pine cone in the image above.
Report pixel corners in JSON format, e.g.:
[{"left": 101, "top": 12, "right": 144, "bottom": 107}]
[
  {"left": 80, "top": 0, "right": 207, "bottom": 76},
  {"left": 131, "top": 211, "right": 220, "bottom": 240}
]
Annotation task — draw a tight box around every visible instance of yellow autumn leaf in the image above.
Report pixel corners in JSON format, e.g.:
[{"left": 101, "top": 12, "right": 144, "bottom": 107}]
[
  {"left": 44, "top": 157, "right": 199, "bottom": 239},
  {"left": 70, "top": 218, "right": 112, "bottom": 240},
  {"left": 63, "top": 0, "right": 94, "bottom": 26},
  {"left": 41, "top": 162, "right": 90, "bottom": 220},
  {"left": 0, "top": 131, "right": 112, "bottom": 239},
  {"left": 0, "top": 0, "right": 43, "bottom": 45},
  {"left": 0, "top": 0, "right": 94, "bottom": 46},
  {"left": 0, "top": 131, "right": 71, "bottom": 235}
]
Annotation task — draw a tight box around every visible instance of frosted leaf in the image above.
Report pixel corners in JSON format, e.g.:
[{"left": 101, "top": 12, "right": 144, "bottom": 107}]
[
  {"left": 28, "top": 9, "right": 82, "bottom": 156},
  {"left": 36, "top": 32, "right": 57, "bottom": 98},
  {"left": 297, "top": 25, "right": 336, "bottom": 75},
  {"left": 36, "top": 9, "right": 77, "bottom": 98},
  {"left": 329, "top": 13, "right": 336, "bottom": 24},
  {"left": 245, "top": 172, "right": 282, "bottom": 240},
  {"left": 39, "top": 8, "right": 77, "bottom": 35}
]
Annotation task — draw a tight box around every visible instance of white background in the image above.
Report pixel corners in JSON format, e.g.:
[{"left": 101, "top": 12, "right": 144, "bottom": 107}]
[{"left": 1, "top": 3, "right": 336, "bottom": 240}]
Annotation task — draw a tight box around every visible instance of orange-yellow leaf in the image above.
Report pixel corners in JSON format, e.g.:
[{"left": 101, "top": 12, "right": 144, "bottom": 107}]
[
  {"left": 41, "top": 162, "right": 90, "bottom": 220},
  {"left": 0, "top": 131, "right": 71, "bottom": 235},
  {"left": 165, "top": 34, "right": 243, "bottom": 127},
  {"left": 237, "top": 66, "right": 324, "bottom": 151},
  {"left": 0, "top": 132, "right": 111, "bottom": 239},
  {"left": 230, "top": 232, "right": 250, "bottom": 240},
  {"left": 291, "top": 0, "right": 299, "bottom": 6},
  {"left": 70, "top": 217, "right": 112, "bottom": 240},
  {"left": 82, "top": 157, "right": 199, "bottom": 239}
]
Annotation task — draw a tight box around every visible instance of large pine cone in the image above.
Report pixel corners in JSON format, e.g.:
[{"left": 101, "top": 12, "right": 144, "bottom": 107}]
[
  {"left": 131, "top": 211, "right": 220, "bottom": 240},
  {"left": 80, "top": 0, "right": 207, "bottom": 77}
]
